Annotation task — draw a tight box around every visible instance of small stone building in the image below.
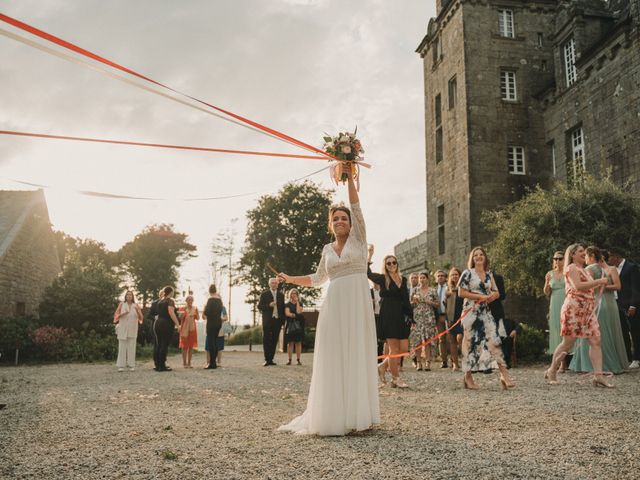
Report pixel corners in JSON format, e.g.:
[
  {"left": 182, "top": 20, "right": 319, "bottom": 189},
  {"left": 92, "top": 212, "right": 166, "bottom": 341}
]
[
  {"left": 0, "top": 190, "right": 61, "bottom": 318},
  {"left": 416, "top": 0, "right": 639, "bottom": 324}
]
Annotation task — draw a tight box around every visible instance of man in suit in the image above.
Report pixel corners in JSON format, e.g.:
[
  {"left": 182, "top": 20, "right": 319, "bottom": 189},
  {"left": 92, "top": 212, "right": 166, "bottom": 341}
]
[
  {"left": 609, "top": 250, "right": 640, "bottom": 368},
  {"left": 434, "top": 270, "right": 449, "bottom": 368},
  {"left": 258, "top": 277, "right": 285, "bottom": 366},
  {"left": 489, "top": 272, "right": 507, "bottom": 334}
]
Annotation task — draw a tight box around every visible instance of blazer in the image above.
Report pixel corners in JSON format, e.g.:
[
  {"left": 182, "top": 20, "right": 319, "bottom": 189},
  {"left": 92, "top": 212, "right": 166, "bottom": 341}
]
[
  {"left": 617, "top": 259, "right": 640, "bottom": 311},
  {"left": 258, "top": 288, "right": 285, "bottom": 323},
  {"left": 489, "top": 272, "right": 507, "bottom": 322}
]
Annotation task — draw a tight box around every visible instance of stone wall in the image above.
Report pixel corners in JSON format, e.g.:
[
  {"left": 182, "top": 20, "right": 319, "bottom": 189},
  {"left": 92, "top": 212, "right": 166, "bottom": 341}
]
[
  {"left": 0, "top": 201, "right": 61, "bottom": 318},
  {"left": 394, "top": 230, "right": 429, "bottom": 274}
]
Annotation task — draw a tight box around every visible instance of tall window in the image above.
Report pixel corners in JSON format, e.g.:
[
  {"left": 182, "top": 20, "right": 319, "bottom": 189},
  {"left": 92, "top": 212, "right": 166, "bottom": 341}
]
[
  {"left": 550, "top": 141, "right": 556, "bottom": 177},
  {"left": 437, "top": 204, "right": 445, "bottom": 255},
  {"left": 500, "top": 70, "right": 517, "bottom": 101},
  {"left": 15, "top": 302, "right": 26, "bottom": 316},
  {"left": 448, "top": 75, "right": 457, "bottom": 110},
  {"left": 569, "top": 127, "right": 585, "bottom": 183},
  {"left": 508, "top": 146, "right": 525, "bottom": 174},
  {"left": 432, "top": 37, "right": 442, "bottom": 66},
  {"left": 435, "top": 93, "right": 443, "bottom": 163},
  {"left": 537, "top": 32, "right": 544, "bottom": 47},
  {"left": 498, "top": 9, "right": 515, "bottom": 38},
  {"left": 564, "top": 38, "right": 577, "bottom": 87}
]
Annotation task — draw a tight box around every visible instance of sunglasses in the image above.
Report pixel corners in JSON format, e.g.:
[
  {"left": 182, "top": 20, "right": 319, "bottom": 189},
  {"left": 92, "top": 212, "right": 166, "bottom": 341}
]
[
  {"left": 386, "top": 260, "right": 398, "bottom": 266},
  {"left": 553, "top": 257, "right": 563, "bottom": 261}
]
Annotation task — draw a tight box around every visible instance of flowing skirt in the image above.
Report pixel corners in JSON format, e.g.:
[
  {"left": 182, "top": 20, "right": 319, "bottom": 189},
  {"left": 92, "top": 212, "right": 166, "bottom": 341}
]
[{"left": 278, "top": 273, "right": 380, "bottom": 436}]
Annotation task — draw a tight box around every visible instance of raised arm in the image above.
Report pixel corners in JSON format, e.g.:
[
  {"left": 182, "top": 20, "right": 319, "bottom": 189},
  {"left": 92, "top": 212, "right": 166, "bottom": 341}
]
[
  {"left": 567, "top": 265, "right": 608, "bottom": 291},
  {"left": 279, "top": 246, "right": 328, "bottom": 288}
]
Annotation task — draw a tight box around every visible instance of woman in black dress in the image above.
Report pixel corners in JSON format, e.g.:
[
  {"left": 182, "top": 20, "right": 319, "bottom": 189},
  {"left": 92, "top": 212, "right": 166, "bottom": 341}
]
[
  {"left": 367, "top": 247, "right": 413, "bottom": 388},
  {"left": 284, "top": 288, "right": 305, "bottom": 365},
  {"left": 203, "top": 284, "right": 223, "bottom": 369},
  {"left": 154, "top": 286, "right": 180, "bottom": 372}
]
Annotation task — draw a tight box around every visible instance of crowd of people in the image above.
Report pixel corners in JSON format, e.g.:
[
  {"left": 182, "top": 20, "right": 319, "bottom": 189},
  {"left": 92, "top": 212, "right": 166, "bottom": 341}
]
[{"left": 112, "top": 284, "right": 231, "bottom": 372}]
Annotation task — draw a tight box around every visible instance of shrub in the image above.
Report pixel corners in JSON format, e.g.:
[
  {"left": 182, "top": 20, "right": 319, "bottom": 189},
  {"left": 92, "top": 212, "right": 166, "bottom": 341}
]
[
  {"left": 226, "top": 325, "right": 263, "bottom": 346},
  {"left": 517, "top": 322, "right": 548, "bottom": 363},
  {"left": 0, "top": 316, "right": 36, "bottom": 363},
  {"left": 64, "top": 331, "right": 118, "bottom": 362},
  {"left": 30, "top": 326, "right": 71, "bottom": 361}
]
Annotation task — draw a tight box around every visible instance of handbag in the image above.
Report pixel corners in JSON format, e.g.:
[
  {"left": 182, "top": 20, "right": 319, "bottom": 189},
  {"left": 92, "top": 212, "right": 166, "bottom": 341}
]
[{"left": 286, "top": 317, "right": 303, "bottom": 336}]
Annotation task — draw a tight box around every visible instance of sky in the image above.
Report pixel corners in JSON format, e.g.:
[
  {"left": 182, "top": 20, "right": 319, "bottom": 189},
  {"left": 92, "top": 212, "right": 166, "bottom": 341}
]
[{"left": 0, "top": 0, "right": 436, "bottom": 324}]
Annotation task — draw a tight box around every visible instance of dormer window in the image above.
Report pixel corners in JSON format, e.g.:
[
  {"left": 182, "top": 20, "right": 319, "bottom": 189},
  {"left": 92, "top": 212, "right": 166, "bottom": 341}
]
[
  {"left": 563, "top": 37, "right": 577, "bottom": 87},
  {"left": 498, "top": 9, "right": 515, "bottom": 38}
]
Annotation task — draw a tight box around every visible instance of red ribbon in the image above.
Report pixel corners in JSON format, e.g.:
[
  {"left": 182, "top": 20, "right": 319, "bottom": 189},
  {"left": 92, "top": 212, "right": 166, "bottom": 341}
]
[
  {"left": 376, "top": 308, "right": 471, "bottom": 360},
  {"left": 0, "top": 13, "right": 338, "bottom": 161},
  {"left": 0, "top": 130, "right": 327, "bottom": 161}
]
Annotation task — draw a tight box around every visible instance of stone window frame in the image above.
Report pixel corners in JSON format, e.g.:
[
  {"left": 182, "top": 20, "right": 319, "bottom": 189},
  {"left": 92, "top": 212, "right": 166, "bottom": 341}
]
[
  {"left": 435, "top": 127, "right": 444, "bottom": 164},
  {"left": 431, "top": 35, "right": 443, "bottom": 70},
  {"left": 567, "top": 126, "right": 585, "bottom": 183},
  {"left": 500, "top": 69, "right": 518, "bottom": 101},
  {"left": 448, "top": 75, "right": 457, "bottom": 110},
  {"left": 548, "top": 140, "right": 556, "bottom": 177},
  {"left": 563, "top": 37, "right": 577, "bottom": 87},
  {"left": 537, "top": 32, "right": 544, "bottom": 48},
  {"left": 507, "top": 145, "right": 526, "bottom": 175},
  {"left": 437, "top": 204, "right": 445, "bottom": 255},
  {"left": 497, "top": 9, "right": 515, "bottom": 38}
]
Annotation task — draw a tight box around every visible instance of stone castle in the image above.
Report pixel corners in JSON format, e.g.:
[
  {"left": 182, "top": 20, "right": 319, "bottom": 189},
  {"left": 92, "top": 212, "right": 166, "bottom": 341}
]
[{"left": 404, "top": 0, "right": 638, "bottom": 280}]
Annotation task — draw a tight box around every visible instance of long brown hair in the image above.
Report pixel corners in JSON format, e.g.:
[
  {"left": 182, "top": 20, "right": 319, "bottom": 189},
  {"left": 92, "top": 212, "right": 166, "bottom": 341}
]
[
  {"left": 447, "top": 267, "right": 462, "bottom": 289},
  {"left": 327, "top": 205, "right": 351, "bottom": 236},
  {"left": 467, "top": 246, "right": 489, "bottom": 270}
]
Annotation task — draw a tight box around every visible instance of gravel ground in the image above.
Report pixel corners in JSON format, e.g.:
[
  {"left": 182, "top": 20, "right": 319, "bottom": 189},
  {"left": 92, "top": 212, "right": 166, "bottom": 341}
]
[{"left": 1, "top": 351, "right": 639, "bottom": 479}]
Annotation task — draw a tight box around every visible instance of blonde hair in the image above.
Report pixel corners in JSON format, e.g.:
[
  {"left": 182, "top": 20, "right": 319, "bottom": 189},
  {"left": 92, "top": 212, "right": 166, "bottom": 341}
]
[
  {"left": 287, "top": 288, "right": 299, "bottom": 302},
  {"left": 381, "top": 255, "right": 402, "bottom": 289},
  {"left": 564, "top": 243, "right": 583, "bottom": 267},
  {"left": 467, "top": 246, "right": 489, "bottom": 270},
  {"left": 447, "top": 267, "right": 462, "bottom": 288}
]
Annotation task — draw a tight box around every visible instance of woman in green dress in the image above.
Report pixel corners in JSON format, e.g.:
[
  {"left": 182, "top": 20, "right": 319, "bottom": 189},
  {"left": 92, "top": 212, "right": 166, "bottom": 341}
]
[
  {"left": 570, "top": 247, "right": 629, "bottom": 374},
  {"left": 544, "top": 251, "right": 566, "bottom": 368}
]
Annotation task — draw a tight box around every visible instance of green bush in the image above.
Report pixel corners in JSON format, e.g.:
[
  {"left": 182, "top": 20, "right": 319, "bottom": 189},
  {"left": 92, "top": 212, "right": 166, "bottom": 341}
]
[
  {"left": 226, "top": 325, "right": 263, "bottom": 345},
  {"left": 0, "top": 316, "right": 36, "bottom": 363},
  {"left": 517, "top": 322, "right": 548, "bottom": 363},
  {"left": 62, "top": 331, "right": 118, "bottom": 362}
]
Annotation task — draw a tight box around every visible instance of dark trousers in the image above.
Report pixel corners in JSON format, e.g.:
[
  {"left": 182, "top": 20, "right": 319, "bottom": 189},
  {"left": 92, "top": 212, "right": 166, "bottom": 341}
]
[
  {"left": 206, "top": 325, "right": 221, "bottom": 366},
  {"left": 630, "top": 317, "right": 640, "bottom": 361},
  {"left": 263, "top": 316, "right": 282, "bottom": 362},
  {"left": 618, "top": 308, "right": 633, "bottom": 361},
  {"left": 501, "top": 336, "right": 514, "bottom": 368},
  {"left": 153, "top": 318, "right": 173, "bottom": 368}
]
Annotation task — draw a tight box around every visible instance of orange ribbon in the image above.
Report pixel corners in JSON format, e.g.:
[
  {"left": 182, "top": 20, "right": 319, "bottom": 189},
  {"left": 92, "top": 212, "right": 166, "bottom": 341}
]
[{"left": 376, "top": 307, "right": 472, "bottom": 360}]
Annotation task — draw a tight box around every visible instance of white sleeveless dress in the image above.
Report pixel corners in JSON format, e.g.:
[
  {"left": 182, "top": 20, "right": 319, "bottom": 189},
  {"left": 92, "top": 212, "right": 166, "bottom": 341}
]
[{"left": 278, "top": 202, "right": 380, "bottom": 436}]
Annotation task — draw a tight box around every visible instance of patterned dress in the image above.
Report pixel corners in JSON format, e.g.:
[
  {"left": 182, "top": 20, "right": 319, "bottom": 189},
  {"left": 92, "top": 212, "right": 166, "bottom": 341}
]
[
  {"left": 458, "top": 268, "right": 506, "bottom": 373},
  {"left": 560, "top": 264, "right": 599, "bottom": 338},
  {"left": 410, "top": 287, "right": 438, "bottom": 349}
]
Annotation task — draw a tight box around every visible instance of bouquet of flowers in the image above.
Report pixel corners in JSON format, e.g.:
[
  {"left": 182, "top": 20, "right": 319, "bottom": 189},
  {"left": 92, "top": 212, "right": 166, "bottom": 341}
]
[{"left": 322, "top": 129, "right": 365, "bottom": 184}]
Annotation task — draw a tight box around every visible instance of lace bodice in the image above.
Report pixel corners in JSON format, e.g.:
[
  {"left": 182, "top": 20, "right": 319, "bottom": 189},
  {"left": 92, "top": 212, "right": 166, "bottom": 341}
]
[{"left": 309, "top": 202, "right": 367, "bottom": 286}]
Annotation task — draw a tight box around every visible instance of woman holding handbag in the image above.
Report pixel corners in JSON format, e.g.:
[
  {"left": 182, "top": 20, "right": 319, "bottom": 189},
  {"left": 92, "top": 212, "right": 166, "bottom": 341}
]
[
  {"left": 284, "top": 289, "right": 305, "bottom": 365},
  {"left": 179, "top": 295, "right": 199, "bottom": 368}
]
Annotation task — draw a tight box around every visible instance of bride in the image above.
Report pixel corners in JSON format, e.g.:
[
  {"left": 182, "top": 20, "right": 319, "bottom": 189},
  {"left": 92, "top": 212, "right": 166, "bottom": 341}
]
[{"left": 277, "top": 164, "right": 380, "bottom": 436}]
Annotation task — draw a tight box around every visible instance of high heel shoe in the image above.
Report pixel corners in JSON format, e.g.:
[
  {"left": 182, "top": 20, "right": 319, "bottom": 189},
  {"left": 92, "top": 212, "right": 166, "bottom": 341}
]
[
  {"left": 544, "top": 368, "right": 559, "bottom": 385},
  {"left": 592, "top": 376, "right": 614, "bottom": 388},
  {"left": 463, "top": 376, "right": 479, "bottom": 390},
  {"left": 391, "top": 377, "right": 408, "bottom": 389},
  {"left": 500, "top": 375, "right": 516, "bottom": 390}
]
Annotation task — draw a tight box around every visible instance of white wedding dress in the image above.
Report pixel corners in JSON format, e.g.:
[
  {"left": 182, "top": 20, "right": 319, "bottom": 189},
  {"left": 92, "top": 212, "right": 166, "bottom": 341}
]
[{"left": 278, "top": 202, "right": 380, "bottom": 436}]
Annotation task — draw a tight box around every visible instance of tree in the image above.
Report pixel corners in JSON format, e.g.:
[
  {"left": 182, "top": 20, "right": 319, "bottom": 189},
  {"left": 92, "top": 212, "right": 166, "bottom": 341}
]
[
  {"left": 38, "top": 258, "right": 121, "bottom": 334},
  {"left": 484, "top": 175, "right": 640, "bottom": 297},
  {"left": 53, "top": 231, "right": 118, "bottom": 269},
  {"left": 239, "top": 181, "right": 334, "bottom": 309},
  {"left": 119, "top": 224, "right": 197, "bottom": 307},
  {"left": 211, "top": 218, "right": 240, "bottom": 322}
]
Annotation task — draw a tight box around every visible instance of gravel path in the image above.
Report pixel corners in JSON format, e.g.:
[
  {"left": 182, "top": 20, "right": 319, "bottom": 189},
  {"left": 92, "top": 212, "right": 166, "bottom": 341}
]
[{"left": 1, "top": 351, "right": 639, "bottom": 479}]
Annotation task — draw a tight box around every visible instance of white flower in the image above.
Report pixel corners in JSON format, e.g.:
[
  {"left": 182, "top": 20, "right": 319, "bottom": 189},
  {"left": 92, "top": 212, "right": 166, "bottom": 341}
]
[
  {"left": 341, "top": 146, "right": 352, "bottom": 154},
  {"left": 339, "top": 135, "right": 349, "bottom": 143}
]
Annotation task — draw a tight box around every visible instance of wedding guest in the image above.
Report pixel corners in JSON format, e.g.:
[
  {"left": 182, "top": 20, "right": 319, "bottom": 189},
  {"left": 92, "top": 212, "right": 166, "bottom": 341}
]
[
  {"left": 216, "top": 305, "right": 229, "bottom": 367},
  {"left": 113, "top": 290, "right": 143, "bottom": 372},
  {"left": 501, "top": 318, "right": 520, "bottom": 369},
  {"left": 544, "top": 251, "right": 567, "bottom": 370},
  {"left": 545, "top": 244, "right": 612, "bottom": 387},
  {"left": 608, "top": 249, "right": 640, "bottom": 368},
  {"left": 409, "top": 272, "right": 439, "bottom": 371},
  {"left": 258, "top": 278, "right": 285, "bottom": 366},
  {"left": 489, "top": 271, "right": 507, "bottom": 339},
  {"left": 284, "top": 289, "right": 305, "bottom": 365},
  {"left": 408, "top": 271, "right": 420, "bottom": 368},
  {"left": 203, "top": 284, "right": 223, "bottom": 370},
  {"left": 434, "top": 270, "right": 449, "bottom": 368},
  {"left": 445, "top": 267, "right": 464, "bottom": 371},
  {"left": 368, "top": 249, "right": 413, "bottom": 388},
  {"left": 178, "top": 295, "right": 199, "bottom": 368},
  {"left": 153, "top": 286, "right": 180, "bottom": 372},
  {"left": 145, "top": 288, "right": 164, "bottom": 347},
  {"left": 570, "top": 247, "right": 629, "bottom": 374},
  {"left": 458, "top": 247, "right": 515, "bottom": 390}
]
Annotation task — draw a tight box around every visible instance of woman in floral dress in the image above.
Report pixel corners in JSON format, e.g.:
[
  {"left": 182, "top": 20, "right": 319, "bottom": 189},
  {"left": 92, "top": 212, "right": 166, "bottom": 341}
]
[
  {"left": 410, "top": 272, "right": 439, "bottom": 371},
  {"left": 545, "top": 244, "right": 612, "bottom": 387},
  {"left": 458, "top": 247, "right": 515, "bottom": 390}
]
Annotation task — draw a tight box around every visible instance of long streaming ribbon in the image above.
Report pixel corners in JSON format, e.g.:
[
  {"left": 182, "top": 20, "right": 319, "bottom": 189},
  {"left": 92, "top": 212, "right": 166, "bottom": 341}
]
[
  {"left": 377, "top": 308, "right": 472, "bottom": 360},
  {"left": 0, "top": 130, "right": 327, "bottom": 161},
  {"left": 0, "top": 13, "right": 338, "bottom": 161}
]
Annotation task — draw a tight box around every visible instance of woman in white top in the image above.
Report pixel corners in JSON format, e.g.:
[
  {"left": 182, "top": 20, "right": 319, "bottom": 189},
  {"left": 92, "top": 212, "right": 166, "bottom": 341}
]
[
  {"left": 277, "top": 165, "right": 379, "bottom": 436},
  {"left": 113, "top": 291, "right": 143, "bottom": 372}
]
